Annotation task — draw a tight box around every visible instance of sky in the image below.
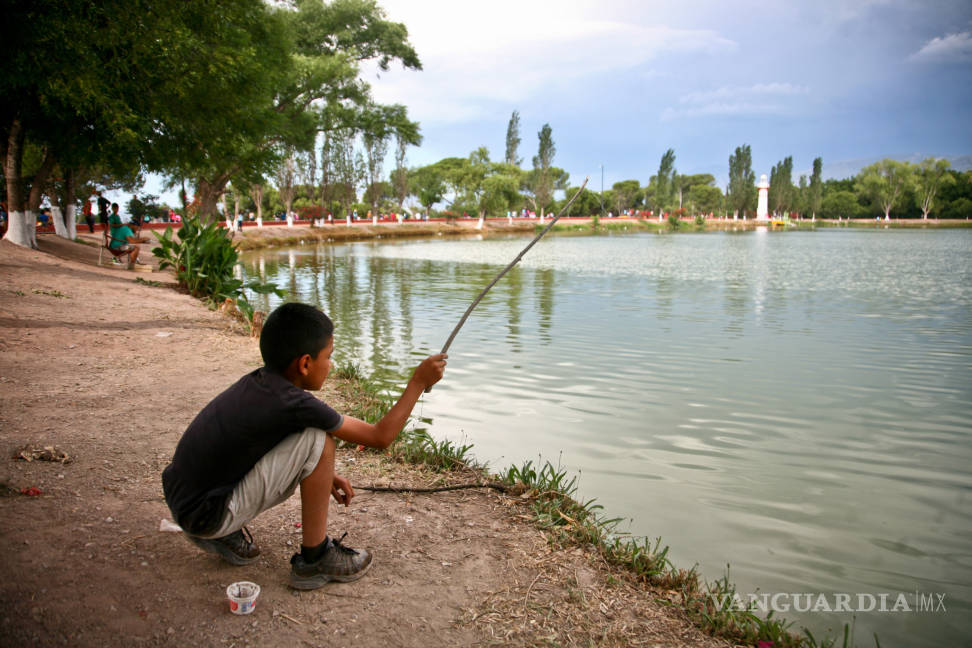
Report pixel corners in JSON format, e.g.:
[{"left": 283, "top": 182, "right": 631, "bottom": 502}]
[
  {"left": 363, "top": 0, "right": 972, "bottom": 192},
  {"left": 142, "top": 0, "right": 972, "bottom": 206}
]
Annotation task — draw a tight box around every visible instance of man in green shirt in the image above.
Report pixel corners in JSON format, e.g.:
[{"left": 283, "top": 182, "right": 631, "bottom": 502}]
[{"left": 108, "top": 202, "right": 150, "bottom": 268}]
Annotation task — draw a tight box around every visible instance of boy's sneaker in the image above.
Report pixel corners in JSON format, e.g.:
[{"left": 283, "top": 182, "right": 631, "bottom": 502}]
[
  {"left": 289, "top": 533, "right": 373, "bottom": 590},
  {"left": 185, "top": 527, "right": 260, "bottom": 566}
]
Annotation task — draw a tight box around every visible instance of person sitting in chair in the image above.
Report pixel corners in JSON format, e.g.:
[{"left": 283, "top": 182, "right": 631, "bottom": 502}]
[{"left": 108, "top": 203, "right": 150, "bottom": 268}]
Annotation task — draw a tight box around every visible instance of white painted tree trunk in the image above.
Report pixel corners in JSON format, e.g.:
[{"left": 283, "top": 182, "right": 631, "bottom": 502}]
[
  {"left": 476, "top": 215, "right": 484, "bottom": 230},
  {"left": 346, "top": 214, "right": 351, "bottom": 226},
  {"left": 286, "top": 212, "right": 294, "bottom": 227},
  {"left": 372, "top": 214, "right": 377, "bottom": 225},
  {"left": 2, "top": 211, "right": 37, "bottom": 248},
  {"left": 66, "top": 205, "right": 77, "bottom": 239},
  {"left": 52, "top": 206, "right": 68, "bottom": 238},
  {"left": 257, "top": 216, "right": 263, "bottom": 228}
]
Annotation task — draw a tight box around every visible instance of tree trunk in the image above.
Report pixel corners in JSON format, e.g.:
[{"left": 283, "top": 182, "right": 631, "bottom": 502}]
[
  {"left": 2, "top": 118, "right": 35, "bottom": 248},
  {"left": 52, "top": 206, "right": 68, "bottom": 238},
  {"left": 66, "top": 170, "right": 77, "bottom": 239},
  {"left": 249, "top": 185, "right": 264, "bottom": 224},
  {"left": 53, "top": 168, "right": 77, "bottom": 239},
  {"left": 196, "top": 176, "right": 230, "bottom": 224}
]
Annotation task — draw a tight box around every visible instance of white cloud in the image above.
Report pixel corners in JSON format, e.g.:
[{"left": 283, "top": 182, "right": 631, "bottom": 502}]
[
  {"left": 679, "top": 82, "right": 809, "bottom": 105},
  {"left": 368, "top": 0, "right": 738, "bottom": 124},
  {"left": 662, "top": 82, "right": 809, "bottom": 120},
  {"left": 909, "top": 31, "right": 972, "bottom": 63}
]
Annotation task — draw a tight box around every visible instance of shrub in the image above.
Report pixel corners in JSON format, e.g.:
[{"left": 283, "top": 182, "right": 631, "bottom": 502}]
[{"left": 152, "top": 216, "right": 284, "bottom": 321}]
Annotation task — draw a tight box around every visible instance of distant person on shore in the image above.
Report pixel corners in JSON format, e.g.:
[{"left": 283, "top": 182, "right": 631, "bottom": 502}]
[
  {"left": 82, "top": 199, "right": 95, "bottom": 233},
  {"left": 161, "top": 303, "right": 447, "bottom": 589},
  {"left": 97, "top": 192, "right": 110, "bottom": 227},
  {"left": 108, "top": 202, "right": 150, "bottom": 269}
]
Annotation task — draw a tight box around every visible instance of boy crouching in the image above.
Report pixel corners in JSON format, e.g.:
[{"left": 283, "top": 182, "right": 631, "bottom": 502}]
[{"left": 162, "top": 302, "right": 447, "bottom": 589}]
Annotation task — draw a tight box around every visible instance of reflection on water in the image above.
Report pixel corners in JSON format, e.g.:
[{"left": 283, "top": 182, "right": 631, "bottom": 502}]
[{"left": 242, "top": 230, "right": 972, "bottom": 646}]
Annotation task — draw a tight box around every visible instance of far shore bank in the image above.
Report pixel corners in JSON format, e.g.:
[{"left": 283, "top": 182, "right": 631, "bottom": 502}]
[
  {"left": 56, "top": 213, "right": 972, "bottom": 256},
  {"left": 153, "top": 215, "right": 972, "bottom": 252}
]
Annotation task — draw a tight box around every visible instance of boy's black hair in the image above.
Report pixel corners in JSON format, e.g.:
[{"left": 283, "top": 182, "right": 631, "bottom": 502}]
[{"left": 259, "top": 302, "right": 334, "bottom": 373}]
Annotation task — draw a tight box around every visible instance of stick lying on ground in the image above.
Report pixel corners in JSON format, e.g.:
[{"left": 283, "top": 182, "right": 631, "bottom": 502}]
[{"left": 426, "top": 177, "right": 590, "bottom": 393}]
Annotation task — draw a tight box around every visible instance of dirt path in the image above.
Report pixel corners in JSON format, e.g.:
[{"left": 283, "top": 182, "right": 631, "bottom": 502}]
[{"left": 0, "top": 236, "right": 731, "bottom": 647}]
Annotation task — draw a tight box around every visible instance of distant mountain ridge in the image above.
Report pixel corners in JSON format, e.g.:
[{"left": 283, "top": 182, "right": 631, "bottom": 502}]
[{"left": 813, "top": 154, "right": 972, "bottom": 181}]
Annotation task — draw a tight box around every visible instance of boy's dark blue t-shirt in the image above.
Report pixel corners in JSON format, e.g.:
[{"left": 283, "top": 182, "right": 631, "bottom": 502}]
[{"left": 162, "top": 368, "right": 343, "bottom": 535}]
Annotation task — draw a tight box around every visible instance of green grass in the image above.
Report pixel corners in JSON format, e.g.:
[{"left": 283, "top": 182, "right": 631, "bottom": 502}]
[
  {"left": 32, "top": 289, "right": 68, "bottom": 298},
  {"left": 331, "top": 365, "right": 881, "bottom": 648}
]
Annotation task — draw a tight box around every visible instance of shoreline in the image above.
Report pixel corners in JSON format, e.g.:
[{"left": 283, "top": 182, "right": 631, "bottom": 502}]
[
  {"left": 0, "top": 236, "right": 739, "bottom": 647},
  {"left": 221, "top": 216, "right": 972, "bottom": 251}
]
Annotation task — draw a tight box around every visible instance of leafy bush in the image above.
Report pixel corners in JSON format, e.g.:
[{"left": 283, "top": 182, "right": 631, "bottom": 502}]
[
  {"left": 152, "top": 216, "right": 284, "bottom": 319},
  {"left": 667, "top": 212, "right": 682, "bottom": 230}
]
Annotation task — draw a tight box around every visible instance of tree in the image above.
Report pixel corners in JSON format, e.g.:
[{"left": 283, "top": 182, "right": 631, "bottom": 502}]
[
  {"left": 728, "top": 145, "right": 756, "bottom": 218},
  {"left": 809, "top": 157, "right": 823, "bottom": 220},
  {"left": 796, "top": 175, "right": 809, "bottom": 218},
  {"left": 821, "top": 190, "right": 865, "bottom": 220},
  {"left": 688, "top": 184, "right": 722, "bottom": 215},
  {"left": 151, "top": 0, "right": 422, "bottom": 221},
  {"left": 2, "top": 0, "right": 163, "bottom": 247},
  {"left": 434, "top": 157, "right": 472, "bottom": 209},
  {"left": 504, "top": 111, "right": 522, "bottom": 167},
  {"left": 410, "top": 164, "right": 445, "bottom": 215},
  {"left": 527, "top": 123, "right": 557, "bottom": 218},
  {"left": 914, "top": 158, "right": 953, "bottom": 219},
  {"left": 769, "top": 156, "right": 794, "bottom": 216},
  {"left": 654, "top": 149, "right": 676, "bottom": 215},
  {"left": 329, "top": 128, "right": 364, "bottom": 218},
  {"left": 362, "top": 130, "right": 390, "bottom": 215},
  {"left": 276, "top": 149, "right": 298, "bottom": 220},
  {"left": 391, "top": 135, "right": 409, "bottom": 212},
  {"left": 249, "top": 182, "right": 265, "bottom": 222},
  {"left": 611, "top": 180, "right": 640, "bottom": 215},
  {"left": 559, "top": 186, "right": 601, "bottom": 217},
  {"left": 856, "top": 159, "right": 913, "bottom": 219}
]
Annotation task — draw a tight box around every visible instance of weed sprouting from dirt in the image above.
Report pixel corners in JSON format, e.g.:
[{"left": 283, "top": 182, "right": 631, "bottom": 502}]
[{"left": 32, "top": 288, "right": 68, "bottom": 298}]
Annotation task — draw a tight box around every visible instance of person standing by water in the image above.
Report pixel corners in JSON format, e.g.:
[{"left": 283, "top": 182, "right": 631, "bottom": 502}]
[
  {"left": 82, "top": 199, "right": 95, "bottom": 233},
  {"left": 97, "top": 192, "right": 110, "bottom": 228}
]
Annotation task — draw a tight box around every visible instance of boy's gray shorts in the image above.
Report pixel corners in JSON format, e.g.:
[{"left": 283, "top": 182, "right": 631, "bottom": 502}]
[{"left": 202, "top": 427, "right": 330, "bottom": 539}]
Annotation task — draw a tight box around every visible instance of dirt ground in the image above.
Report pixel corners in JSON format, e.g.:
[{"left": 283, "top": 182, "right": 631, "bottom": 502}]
[{"left": 0, "top": 235, "right": 733, "bottom": 647}]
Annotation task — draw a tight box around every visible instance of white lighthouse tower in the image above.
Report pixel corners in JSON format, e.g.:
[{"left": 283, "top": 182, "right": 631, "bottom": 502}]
[{"left": 756, "top": 174, "right": 770, "bottom": 222}]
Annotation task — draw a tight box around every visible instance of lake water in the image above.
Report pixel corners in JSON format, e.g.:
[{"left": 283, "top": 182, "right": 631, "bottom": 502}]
[{"left": 241, "top": 228, "right": 972, "bottom": 646}]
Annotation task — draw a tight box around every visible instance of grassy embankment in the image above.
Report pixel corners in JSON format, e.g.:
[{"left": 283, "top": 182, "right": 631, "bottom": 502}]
[{"left": 328, "top": 363, "right": 880, "bottom": 648}]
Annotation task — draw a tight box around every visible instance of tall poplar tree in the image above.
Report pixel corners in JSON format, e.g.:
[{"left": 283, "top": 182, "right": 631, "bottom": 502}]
[
  {"left": 728, "top": 145, "right": 756, "bottom": 218},
  {"left": 504, "top": 111, "right": 522, "bottom": 167},
  {"left": 769, "top": 156, "right": 794, "bottom": 216},
  {"left": 809, "top": 157, "right": 823, "bottom": 220},
  {"left": 530, "top": 124, "right": 556, "bottom": 217},
  {"left": 654, "top": 149, "right": 676, "bottom": 215}
]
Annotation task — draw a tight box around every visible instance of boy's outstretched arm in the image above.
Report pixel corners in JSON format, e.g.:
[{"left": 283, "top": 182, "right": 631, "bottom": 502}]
[{"left": 332, "top": 354, "right": 447, "bottom": 449}]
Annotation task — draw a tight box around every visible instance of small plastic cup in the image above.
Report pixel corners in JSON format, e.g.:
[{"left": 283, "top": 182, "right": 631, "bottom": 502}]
[{"left": 226, "top": 581, "right": 260, "bottom": 615}]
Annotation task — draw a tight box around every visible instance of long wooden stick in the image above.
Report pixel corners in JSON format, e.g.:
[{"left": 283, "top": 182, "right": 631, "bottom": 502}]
[{"left": 426, "top": 177, "right": 589, "bottom": 392}]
